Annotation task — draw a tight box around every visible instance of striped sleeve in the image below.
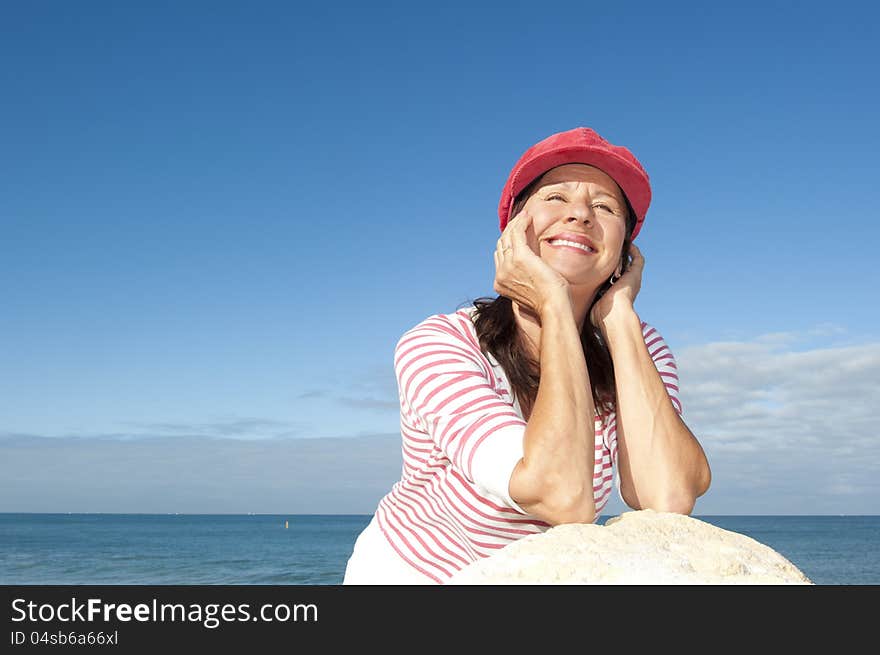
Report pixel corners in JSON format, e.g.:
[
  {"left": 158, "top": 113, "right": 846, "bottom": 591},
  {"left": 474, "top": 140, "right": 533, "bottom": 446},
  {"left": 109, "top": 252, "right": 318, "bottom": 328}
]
[
  {"left": 641, "top": 321, "right": 682, "bottom": 416},
  {"left": 394, "top": 316, "right": 528, "bottom": 513}
]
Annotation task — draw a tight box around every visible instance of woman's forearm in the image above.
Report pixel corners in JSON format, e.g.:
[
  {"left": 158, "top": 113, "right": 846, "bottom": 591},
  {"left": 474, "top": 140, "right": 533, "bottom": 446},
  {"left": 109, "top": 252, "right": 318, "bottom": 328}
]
[
  {"left": 602, "top": 307, "right": 711, "bottom": 513},
  {"left": 509, "top": 296, "right": 596, "bottom": 525}
]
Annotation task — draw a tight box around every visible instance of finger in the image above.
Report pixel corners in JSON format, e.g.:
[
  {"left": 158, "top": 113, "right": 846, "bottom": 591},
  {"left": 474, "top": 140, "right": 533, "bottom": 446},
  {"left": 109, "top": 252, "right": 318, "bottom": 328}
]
[
  {"left": 507, "top": 210, "right": 533, "bottom": 251},
  {"left": 499, "top": 217, "right": 516, "bottom": 251},
  {"left": 509, "top": 208, "right": 533, "bottom": 229},
  {"left": 629, "top": 243, "right": 644, "bottom": 266},
  {"left": 504, "top": 208, "right": 532, "bottom": 234}
]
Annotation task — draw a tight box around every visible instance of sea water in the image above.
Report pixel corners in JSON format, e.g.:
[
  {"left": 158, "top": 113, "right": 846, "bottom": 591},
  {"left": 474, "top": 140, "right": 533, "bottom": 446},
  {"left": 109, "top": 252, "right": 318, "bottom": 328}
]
[{"left": 1, "top": 514, "right": 877, "bottom": 585}]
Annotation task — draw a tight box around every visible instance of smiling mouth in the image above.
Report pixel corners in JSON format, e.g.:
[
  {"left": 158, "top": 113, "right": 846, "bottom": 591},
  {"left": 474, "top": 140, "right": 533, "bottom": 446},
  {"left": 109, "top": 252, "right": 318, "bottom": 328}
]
[{"left": 546, "top": 238, "right": 596, "bottom": 254}]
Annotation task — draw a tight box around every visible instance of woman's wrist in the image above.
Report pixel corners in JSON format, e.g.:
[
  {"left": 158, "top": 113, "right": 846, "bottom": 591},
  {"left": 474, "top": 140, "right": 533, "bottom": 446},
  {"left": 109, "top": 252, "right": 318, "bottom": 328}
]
[
  {"left": 538, "top": 288, "right": 574, "bottom": 321},
  {"left": 598, "top": 302, "right": 639, "bottom": 342}
]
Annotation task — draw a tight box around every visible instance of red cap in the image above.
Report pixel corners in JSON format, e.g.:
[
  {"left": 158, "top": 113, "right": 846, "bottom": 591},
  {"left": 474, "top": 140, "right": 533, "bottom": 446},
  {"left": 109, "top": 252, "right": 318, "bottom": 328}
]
[{"left": 498, "top": 127, "right": 652, "bottom": 240}]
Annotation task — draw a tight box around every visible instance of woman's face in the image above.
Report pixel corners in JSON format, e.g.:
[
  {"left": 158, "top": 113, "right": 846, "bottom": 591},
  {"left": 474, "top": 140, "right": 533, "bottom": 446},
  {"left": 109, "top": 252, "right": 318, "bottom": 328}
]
[{"left": 521, "top": 163, "right": 628, "bottom": 289}]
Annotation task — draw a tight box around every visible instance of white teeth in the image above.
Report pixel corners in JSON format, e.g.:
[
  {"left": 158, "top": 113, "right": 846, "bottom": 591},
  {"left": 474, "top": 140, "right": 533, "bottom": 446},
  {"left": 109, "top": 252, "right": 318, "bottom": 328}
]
[{"left": 548, "top": 239, "right": 594, "bottom": 253}]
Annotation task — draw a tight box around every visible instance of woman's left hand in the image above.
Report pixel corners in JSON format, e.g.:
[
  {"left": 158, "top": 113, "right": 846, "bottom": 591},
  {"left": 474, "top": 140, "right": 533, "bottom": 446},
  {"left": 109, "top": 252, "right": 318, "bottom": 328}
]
[{"left": 590, "top": 243, "right": 645, "bottom": 331}]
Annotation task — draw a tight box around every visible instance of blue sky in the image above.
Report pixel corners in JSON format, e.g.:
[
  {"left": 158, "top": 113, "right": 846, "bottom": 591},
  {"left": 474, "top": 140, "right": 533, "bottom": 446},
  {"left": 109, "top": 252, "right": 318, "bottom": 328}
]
[{"left": 1, "top": 1, "right": 878, "bottom": 514}]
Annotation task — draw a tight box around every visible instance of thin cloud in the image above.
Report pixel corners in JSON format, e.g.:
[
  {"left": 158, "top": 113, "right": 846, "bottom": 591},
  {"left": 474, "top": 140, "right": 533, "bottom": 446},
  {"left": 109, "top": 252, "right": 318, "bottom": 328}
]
[
  {"left": 332, "top": 363, "right": 400, "bottom": 411},
  {"left": 2, "top": 330, "right": 877, "bottom": 514},
  {"left": 335, "top": 396, "right": 399, "bottom": 411},
  {"left": 345, "top": 365, "right": 399, "bottom": 396},
  {"left": 0, "top": 433, "right": 402, "bottom": 514},
  {"left": 675, "top": 331, "right": 880, "bottom": 514},
  {"left": 10, "top": 417, "right": 312, "bottom": 442},
  {"left": 127, "top": 417, "right": 301, "bottom": 436},
  {"left": 295, "top": 390, "right": 326, "bottom": 399}
]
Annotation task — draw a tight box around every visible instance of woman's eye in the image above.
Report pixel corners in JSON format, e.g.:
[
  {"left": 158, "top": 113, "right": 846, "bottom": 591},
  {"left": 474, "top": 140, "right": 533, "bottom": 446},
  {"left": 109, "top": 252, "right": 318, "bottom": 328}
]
[
  {"left": 593, "top": 203, "right": 614, "bottom": 213},
  {"left": 546, "top": 193, "right": 565, "bottom": 201}
]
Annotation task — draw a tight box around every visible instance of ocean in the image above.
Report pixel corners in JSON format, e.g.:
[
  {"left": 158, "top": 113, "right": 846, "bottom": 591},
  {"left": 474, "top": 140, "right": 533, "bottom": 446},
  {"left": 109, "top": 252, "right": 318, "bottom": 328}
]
[{"left": 1, "top": 513, "right": 877, "bottom": 585}]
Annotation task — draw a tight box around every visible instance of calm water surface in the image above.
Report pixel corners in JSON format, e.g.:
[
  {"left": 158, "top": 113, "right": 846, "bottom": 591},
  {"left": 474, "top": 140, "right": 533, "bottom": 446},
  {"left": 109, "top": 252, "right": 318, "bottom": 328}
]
[{"left": 1, "top": 514, "right": 877, "bottom": 585}]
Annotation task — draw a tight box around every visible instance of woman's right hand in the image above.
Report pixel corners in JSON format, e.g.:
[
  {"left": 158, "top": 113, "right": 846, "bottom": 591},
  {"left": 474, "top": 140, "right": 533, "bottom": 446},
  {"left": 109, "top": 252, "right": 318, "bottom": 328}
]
[{"left": 493, "top": 209, "right": 571, "bottom": 318}]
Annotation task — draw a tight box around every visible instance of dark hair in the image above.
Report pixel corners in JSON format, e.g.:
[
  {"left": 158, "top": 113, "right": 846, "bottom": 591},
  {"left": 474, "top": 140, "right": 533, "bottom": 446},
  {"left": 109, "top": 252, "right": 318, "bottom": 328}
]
[{"left": 465, "top": 171, "right": 637, "bottom": 419}]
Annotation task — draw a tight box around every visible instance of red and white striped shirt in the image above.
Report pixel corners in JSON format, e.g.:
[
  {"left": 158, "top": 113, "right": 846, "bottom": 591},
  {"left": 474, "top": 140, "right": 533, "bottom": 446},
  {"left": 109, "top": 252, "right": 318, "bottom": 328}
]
[{"left": 374, "top": 305, "right": 683, "bottom": 583}]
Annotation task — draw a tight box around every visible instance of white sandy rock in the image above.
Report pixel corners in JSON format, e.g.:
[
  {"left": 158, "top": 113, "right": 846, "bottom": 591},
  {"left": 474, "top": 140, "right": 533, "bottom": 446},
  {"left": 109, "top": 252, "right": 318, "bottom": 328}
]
[{"left": 447, "top": 510, "right": 812, "bottom": 584}]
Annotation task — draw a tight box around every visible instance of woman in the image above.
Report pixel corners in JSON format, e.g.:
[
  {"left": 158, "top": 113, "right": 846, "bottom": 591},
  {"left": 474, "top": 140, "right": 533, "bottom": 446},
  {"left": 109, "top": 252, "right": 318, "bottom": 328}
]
[{"left": 343, "top": 127, "right": 711, "bottom": 584}]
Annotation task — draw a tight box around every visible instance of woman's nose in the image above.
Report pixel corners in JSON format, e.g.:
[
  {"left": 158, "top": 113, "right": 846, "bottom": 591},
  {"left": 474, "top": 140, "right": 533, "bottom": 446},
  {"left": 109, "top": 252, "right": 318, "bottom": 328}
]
[{"left": 566, "top": 204, "right": 593, "bottom": 224}]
